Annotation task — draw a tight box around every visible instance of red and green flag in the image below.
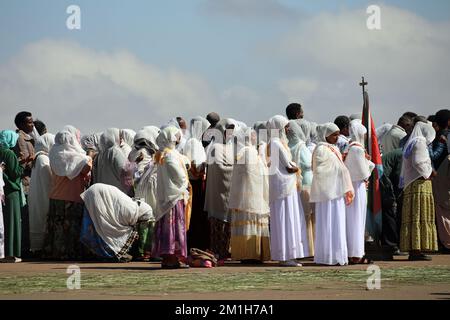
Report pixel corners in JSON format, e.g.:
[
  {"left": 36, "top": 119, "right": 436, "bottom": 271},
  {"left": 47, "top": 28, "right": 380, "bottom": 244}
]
[{"left": 360, "top": 77, "right": 383, "bottom": 241}]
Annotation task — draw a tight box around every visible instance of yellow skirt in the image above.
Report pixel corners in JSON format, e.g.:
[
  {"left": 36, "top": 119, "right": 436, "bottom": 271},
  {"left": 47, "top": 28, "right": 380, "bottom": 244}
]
[
  {"left": 230, "top": 210, "right": 271, "bottom": 261},
  {"left": 400, "top": 179, "right": 438, "bottom": 252}
]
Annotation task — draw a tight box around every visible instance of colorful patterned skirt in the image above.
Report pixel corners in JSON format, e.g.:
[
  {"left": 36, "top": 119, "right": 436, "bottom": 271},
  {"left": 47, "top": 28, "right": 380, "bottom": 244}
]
[
  {"left": 400, "top": 179, "right": 438, "bottom": 252},
  {"left": 152, "top": 199, "right": 187, "bottom": 259},
  {"left": 43, "top": 199, "right": 84, "bottom": 260}
]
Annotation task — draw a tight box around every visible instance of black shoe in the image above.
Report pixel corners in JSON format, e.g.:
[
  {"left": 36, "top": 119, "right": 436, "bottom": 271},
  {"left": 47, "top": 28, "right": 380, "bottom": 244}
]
[{"left": 408, "top": 253, "right": 432, "bottom": 261}]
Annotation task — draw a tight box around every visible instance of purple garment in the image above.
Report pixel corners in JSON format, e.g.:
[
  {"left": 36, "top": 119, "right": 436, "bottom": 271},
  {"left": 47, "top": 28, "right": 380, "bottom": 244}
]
[{"left": 152, "top": 199, "right": 187, "bottom": 258}]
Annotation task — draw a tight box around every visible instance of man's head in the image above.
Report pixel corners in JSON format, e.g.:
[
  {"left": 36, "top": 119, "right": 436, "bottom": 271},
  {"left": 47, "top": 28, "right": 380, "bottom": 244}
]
[
  {"left": 402, "top": 111, "right": 418, "bottom": 119},
  {"left": 397, "top": 115, "right": 413, "bottom": 133},
  {"left": 428, "top": 115, "right": 439, "bottom": 132},
  {"left": 334, "top": 115, "right": 350, "bottom": 137},
  {"left": 286, "top": 103, "right": 303, "bottom": 120},
  {"left": 206, "top": 112, "right": 220, "bottom": 127},
  {"left": 435, "top": 109, "right": 450, "bottom": 131},
  {"left": 14, "top": 111, "right": 34, "bottom": 134},
  {"left": 34, "top": 119, "right": 47, "bottom": 135}
]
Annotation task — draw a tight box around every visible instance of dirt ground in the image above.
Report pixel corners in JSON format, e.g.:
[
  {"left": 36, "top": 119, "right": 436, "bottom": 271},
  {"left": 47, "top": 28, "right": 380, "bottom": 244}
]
[{"left": 0, "top": 254, "right": 449, "bottom": 300}]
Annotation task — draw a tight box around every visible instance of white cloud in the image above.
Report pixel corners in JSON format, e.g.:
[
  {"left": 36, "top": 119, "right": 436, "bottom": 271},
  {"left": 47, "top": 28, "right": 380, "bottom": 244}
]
[
  {"left": 278, "top": 78, "right": 319, "bottom": 102},
  {"left": 274, "top": 5, "right": 450, "bottom": 124},
  {"left": 0, "top": 39, "right": 220, "bottom": 133}
]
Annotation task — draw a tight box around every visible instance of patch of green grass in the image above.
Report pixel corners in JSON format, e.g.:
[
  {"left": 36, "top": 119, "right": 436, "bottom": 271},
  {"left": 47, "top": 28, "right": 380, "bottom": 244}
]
[{"left": 1, "top": 266, "right": 449, "bottom": 296}]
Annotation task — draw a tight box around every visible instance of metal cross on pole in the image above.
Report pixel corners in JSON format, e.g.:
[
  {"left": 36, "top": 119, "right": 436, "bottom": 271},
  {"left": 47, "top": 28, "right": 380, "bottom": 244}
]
[{"left": 359, "top": 76, "right": 368, "bottom": 95}]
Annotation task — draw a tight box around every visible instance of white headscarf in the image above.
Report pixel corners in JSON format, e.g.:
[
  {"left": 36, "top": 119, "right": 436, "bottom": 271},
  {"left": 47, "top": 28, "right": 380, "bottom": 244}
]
[
  {"left": 399, "top": 122, "right": 435, "bottom": 188},
  {"left": 297, "top": 119, "right": 312, "bottom": 144},
  {"left": 183, "top": 117, "right": 209, "bottom": 167},
  {"left": 81, "top": 183, "right": 153, "bottom": 255},
  {"left": 63, "top": 125, "right": 81, "bottom": 143},
  {"left": 155, "top": 126, "right": 189, "bottom": 221},
  {"left": 95, "top": 128, "right": 130, "bottom": 192},
  {"left": 376, "top": 123, "right": 392, "bottom": 142},
  {"left": 316, "top": 122, "right": 340, "bottom": 143},
  {"left": 120, "top": 129, "right": 136, "bottom": 147},
  {"left": 345, "top": 121, "right": 374, "bottom": 182},
  {"left": 35, "top": 133, "right": 55, "bottom": 154},
  {"left": 156, "top": 126, "right": 181, "bottom": 150},
  {"left": 309, "top": 121, "right": 319, "bottom": 143},
  {"left": 310, "top": 123, "right": 354, "bottom": 202},
  {"left": 81, "top": 133, "right": 101, "bottom": 152},
  {"left": 128, "top": 126, "right": 160, "bottom": 166},
  {"left": 287, "top": 120, "right": 307, "bottom": 148},
  {"left": 267, "top": 115, "right": 289, "bottom": 143},
  {"left": 49, "top": 129, "right": 90, "bottom": 180},
  {"left": 100, "top": 128, "right": 121, "bottom": 151},
  {"left": 233, "top": 126, "right": 256, "bottom": 160},
  {"left": 349, "top": 119, "right": 367, "bottom": 145},
  {"left": 253, "top": 121, "right": 268, "bottom": 144}
]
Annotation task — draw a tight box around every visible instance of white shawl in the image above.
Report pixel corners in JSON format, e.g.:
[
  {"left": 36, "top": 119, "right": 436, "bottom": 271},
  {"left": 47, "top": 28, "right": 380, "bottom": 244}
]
[
  {"left": 399, "top": 122, "right": 435, "bottom": 189},
  {"left": 49, "top": 130, "right": 90, "bottom": 180},
  {"left": 29, "top": 133, "right": 55, "bottom": 251},
  {"left": 345, "top": 121, "right": 375, "bottom": 182},
  {"left": 228, "top": 143, "right": 270, "bottom": 215},
  {"left": 154, "top": 127, "right": 190, "bottom": 222},
  {"left": 183, "top": 116, "right": 209, "bottom": 168},
  {"left": 310, "top": 123, "right": 354, "bottom": 202},
  {"left": 267, "top": 115, "right": 298, "bottom": 203},
  {"left": 81, "top": 183, "right": 153, "bottom": 255}
]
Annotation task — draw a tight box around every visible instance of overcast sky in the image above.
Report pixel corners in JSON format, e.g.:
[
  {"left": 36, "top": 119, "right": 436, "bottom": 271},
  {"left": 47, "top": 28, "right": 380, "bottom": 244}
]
[{"left": 1, "top": 0, "right": 449, "bottom": 134}]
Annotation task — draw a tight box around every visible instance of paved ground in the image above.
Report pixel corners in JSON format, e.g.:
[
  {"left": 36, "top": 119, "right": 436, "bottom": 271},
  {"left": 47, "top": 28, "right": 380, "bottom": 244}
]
[{"left": 0, "top": 254, "right": 449, "bottom": 300}]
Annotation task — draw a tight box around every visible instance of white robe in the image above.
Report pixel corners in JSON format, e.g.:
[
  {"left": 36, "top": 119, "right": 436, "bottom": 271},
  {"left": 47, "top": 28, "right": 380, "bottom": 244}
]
[
  {"left": 28, "top": 153, "right": 53, "bottom": 251},
  {"left": 345, "top": 181, "right": 367, "bottom": 258},
  {"left": 314, "top": 197, "right": 348, "bottom": 265},
  {"left": 343, "top": 142, "right": 373, "bottom": 259},
  {"left": 268, "top": 138, "right": 306, "bottom": 261}
]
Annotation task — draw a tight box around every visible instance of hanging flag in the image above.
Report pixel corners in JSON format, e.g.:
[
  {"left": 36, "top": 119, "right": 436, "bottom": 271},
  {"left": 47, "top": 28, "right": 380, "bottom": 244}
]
[{"left": 360, "top": 77, "right": 383, "bottom": 241}]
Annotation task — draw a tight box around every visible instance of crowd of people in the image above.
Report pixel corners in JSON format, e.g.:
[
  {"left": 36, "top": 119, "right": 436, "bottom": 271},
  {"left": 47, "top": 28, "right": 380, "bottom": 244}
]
[{"left": 0, "top": 104, "right": 448, "bottom": 268}]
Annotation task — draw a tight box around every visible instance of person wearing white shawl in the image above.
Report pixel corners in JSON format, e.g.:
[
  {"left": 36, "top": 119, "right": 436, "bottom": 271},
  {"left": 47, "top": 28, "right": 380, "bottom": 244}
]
[
  {"left": 131, "top": 126, "right": 160, "bottom": 208},
  {"left": 308, "top": 121, "right": 318, "bottom": 153},
  {"left": 253, "top": 121, "right": 269, "bottom": 167},
  {"left": 344, "top": 120, "right": 375, "bottom": 263},
  {"left": 80, "top": 183, "right": 153, "bottom": 262},
  {"left": 266, "top": 115, "right": 306, "bottom": 267},
  {"left": 204, "top": 118, "right": 235, "bottom": 260},
  {"left": 153, "top": 126, "right": 191, "bottom": 268},
  {"left": 128, "top": 126, "right": 160, "bottom": 261},
  {"left": 164, "top": 117, "right": 190, "bottom": 153},
  {"left": 228, "top": 127, "right": 271, "bottom": 263},
  {"left": 81, "top": 132, "right": 102, "bottom": 155},
  {"left": 183, "top": 117, "right": 211, "bottom": 251},
  {"left": 287, "top": 119, "right": 314, "bottom": 257},
  {"left": 93, "top": 128, "right": 133, "bottom": 195},
  {"left": 310, "top": 122, "right": 354, "bottom": 266},
  {"left": 28, "top": 133, "right": 55, "bottom": 252},
  {"left": 45, "top": 127, "right": 92, "bottom": 260},
  {"left": 119, "top": 129, "right": 136, "bottom": 158},
  {"left": 399, "top": 122, "right": 438, "bottom": 260}
]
